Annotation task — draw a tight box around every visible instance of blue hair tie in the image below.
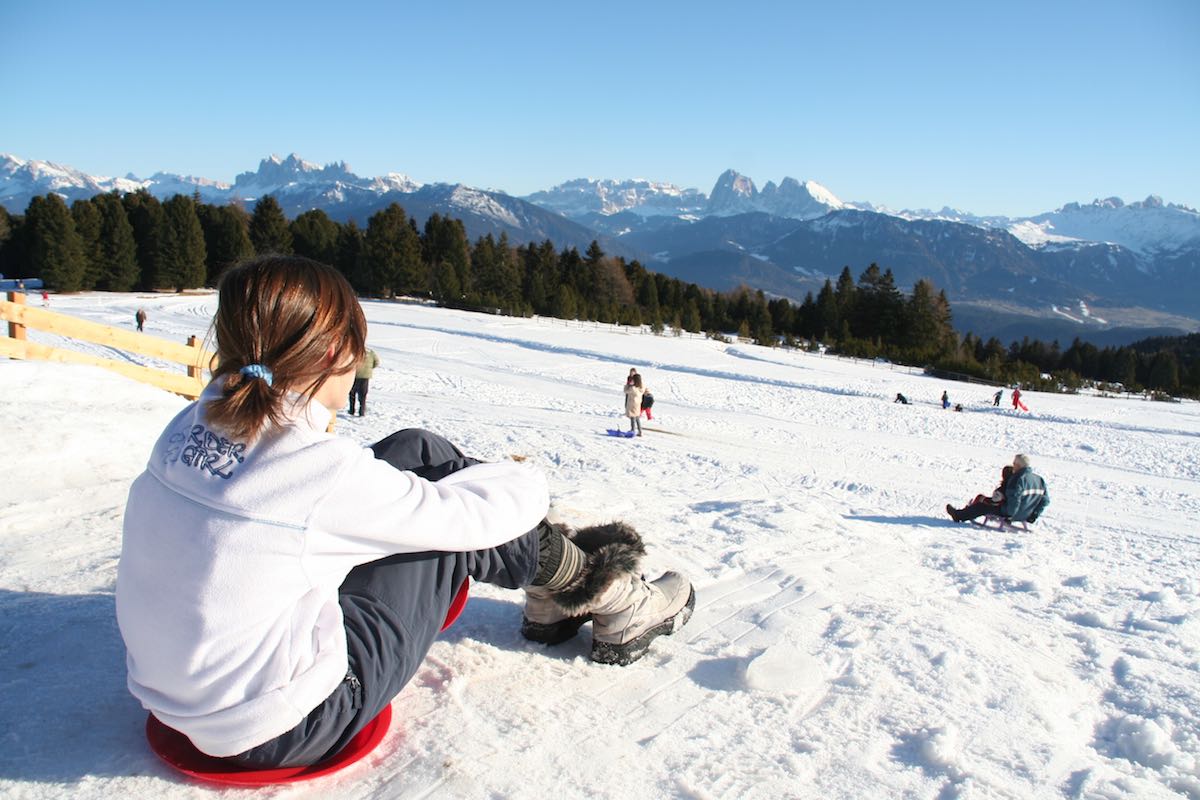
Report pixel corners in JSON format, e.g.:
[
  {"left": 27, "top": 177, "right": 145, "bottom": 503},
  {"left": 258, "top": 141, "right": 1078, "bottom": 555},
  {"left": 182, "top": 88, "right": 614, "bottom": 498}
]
[{"left": 239, "top": 364, "right": 274, "bottom": 386}]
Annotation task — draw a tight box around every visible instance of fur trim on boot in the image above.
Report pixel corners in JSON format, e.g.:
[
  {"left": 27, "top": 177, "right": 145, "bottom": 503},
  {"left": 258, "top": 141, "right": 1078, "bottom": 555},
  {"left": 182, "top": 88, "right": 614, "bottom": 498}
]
[
  {"left": 521, "top": 521, "right": 644, "bottom": 644},
  {"left": 550, "top": 522, "right": 646, "bottom": 616}
]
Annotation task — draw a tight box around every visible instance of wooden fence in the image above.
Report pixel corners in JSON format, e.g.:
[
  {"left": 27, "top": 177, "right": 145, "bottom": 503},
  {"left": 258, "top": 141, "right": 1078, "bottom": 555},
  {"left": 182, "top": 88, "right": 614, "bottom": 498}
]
[{"left": 1, "top": 292, "right": 212, "bottom": 399}]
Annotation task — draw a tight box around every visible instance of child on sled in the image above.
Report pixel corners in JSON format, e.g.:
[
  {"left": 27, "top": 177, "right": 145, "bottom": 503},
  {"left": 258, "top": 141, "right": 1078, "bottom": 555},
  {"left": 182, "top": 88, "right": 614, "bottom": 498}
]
[{"left": 116, "top": 255, "right": 693, "bottom": 769}]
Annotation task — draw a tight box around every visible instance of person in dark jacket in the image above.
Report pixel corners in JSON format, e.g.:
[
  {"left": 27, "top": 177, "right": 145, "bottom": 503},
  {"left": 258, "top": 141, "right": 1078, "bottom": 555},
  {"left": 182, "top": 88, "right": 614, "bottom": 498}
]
[
  {"left": 135, "top": 308, "right": 147, "bottom": 332},
  {"left": 946, "top": 454, "right": 1049, "bottom": 523},
  {"left": 895, "top": 393, "right": 910, "bottom": 405}
]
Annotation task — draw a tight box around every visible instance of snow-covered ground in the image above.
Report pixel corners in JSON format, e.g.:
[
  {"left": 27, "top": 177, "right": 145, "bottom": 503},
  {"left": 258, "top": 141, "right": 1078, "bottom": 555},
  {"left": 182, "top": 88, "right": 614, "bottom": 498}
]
[{"left": 2, "top": 292, "right": 1199, "bottom": 800}]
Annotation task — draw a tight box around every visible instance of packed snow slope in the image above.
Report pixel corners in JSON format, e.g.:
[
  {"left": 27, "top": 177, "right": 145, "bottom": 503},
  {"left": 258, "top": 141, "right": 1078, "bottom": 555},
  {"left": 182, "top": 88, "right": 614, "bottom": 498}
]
[{"left": 2, "top": 293, "right": 1199, "bottom": 800}]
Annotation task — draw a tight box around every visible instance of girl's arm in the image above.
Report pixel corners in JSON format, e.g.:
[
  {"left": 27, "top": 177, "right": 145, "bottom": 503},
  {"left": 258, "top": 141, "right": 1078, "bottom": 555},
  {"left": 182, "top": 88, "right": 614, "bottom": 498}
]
[{"left": 309, "top": 449, "right": 549, "bottom": 557}]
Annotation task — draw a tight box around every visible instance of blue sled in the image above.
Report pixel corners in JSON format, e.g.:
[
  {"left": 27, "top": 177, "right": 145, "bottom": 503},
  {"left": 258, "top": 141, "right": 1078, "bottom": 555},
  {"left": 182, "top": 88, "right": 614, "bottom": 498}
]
[{"left": 606, "top": 429, "right": 635, "bottom": 438}]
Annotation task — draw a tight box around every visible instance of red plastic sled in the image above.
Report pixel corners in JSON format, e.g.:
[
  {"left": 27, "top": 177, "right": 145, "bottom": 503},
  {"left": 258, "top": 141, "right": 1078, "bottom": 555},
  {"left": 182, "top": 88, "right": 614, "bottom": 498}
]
[
  {"left": 442, "top": 577, "right": 470, "bottom": 631},
  {"left": 145, "top": 579, "right": 469, "bottom": 786},
  {"left": 146, "top": 704, "right": 391, "bottom": 786}
]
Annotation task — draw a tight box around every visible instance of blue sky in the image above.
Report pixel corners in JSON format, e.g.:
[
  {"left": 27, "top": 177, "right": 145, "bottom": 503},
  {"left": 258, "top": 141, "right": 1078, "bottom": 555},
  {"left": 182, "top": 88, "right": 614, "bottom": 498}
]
[{"left": 2, "top": 0, "right": 1197, "bottom": 216}]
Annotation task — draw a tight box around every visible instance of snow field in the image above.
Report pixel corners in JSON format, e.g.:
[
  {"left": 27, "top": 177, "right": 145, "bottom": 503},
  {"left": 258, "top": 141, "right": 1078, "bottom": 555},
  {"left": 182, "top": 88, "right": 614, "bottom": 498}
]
[{"left": 1, "top": 292, "right": 1198, "bottom": 799}]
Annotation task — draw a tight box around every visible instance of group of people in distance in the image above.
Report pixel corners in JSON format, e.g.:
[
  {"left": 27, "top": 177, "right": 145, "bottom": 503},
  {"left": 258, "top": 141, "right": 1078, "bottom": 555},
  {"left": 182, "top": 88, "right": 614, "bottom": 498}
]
[
  {"left": 946, "top": 453, "right": 1049, "bottom": 525},
  {"left": 893, "top": 386, "right": 1027, "bottom": 413}
]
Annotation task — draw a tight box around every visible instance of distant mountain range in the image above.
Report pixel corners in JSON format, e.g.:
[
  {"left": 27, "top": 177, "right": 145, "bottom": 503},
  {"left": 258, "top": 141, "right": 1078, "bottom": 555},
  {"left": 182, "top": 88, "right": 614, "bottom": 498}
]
[{"left": 2, "top": 152, "right": 1198, "bottom": 343}]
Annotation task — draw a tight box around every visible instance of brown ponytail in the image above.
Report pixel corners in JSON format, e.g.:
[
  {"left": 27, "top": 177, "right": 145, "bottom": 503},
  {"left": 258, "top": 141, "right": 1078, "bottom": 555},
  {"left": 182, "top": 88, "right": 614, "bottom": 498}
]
[{"left": 205, "top": 255, "right": 366, "bottom": 441}]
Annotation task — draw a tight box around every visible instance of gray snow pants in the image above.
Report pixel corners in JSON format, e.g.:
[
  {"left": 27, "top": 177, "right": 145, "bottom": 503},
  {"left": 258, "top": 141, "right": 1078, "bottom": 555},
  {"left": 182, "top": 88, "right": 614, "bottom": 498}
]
[{"left": 229, "top": 428, "right": 541, "bottom": 768}]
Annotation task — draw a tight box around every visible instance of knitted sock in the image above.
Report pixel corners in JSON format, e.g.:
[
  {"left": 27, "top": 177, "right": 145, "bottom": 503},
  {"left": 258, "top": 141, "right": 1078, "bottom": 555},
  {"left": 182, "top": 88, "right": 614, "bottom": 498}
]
[{"left": 531, "top": 522, "right": 586, "bottom": 590}]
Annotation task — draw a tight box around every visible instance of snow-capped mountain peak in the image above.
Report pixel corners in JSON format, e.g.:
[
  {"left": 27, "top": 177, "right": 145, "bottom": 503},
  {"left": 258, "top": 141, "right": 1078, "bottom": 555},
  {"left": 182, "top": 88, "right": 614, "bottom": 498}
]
[
  {"left": 1026, "top": 195, "right": 1200, "bottom": 254},
  {"left": 0, "top": 153, "right": 145, "bottom": 206},
  {"left": 522, "top": 177, "right": 707, "bottom": 218}
]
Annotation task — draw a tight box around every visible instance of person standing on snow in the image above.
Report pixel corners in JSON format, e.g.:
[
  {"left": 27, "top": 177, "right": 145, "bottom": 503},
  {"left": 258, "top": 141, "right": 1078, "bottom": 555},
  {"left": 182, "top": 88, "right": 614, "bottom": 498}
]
[
  {"left": 348, "top": 347, "right": 379, "bottom": 416},
  {"left": 1012, "top": 387, "right": 1028, "bottom": 412},
  {"left": 640, "top": 386, "right": 655, "bottom": 421},
  {"left": 993, "top": 389, "right": 1003, "bottom": 407},
  {"left": 135, "top": 308, "right": 147, "bottom": 332},
  {"left": 625, "top": 373, "right": 646, "bottom": 437},
  {"left": 942, "top": 390, "right": 951, "bottom": 409}
]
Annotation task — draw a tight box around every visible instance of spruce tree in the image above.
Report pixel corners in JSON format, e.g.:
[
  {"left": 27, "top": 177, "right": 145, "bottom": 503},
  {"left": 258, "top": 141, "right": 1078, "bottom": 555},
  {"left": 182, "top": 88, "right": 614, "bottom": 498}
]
[
  {"left": 197, "top": 204, "right": 253, "bottom": 285},
  {"left": 94, "top": 193, "right": 139, "bottom": 291},
  {"left": 335, "top": 220, "right": 365, "bottom": 291},
  {"left": 123, "top": 190, "right": 166, "bottom": 290},
  {"left": 815, "top": 280, "right": 839, "bottom": 340},
  {"left": 71, "top": 198, "right": 104, "bottom": 290},
  {"left": 424, "top": 214, "right": 472, "bottom": 302},
  {"left": 291, "top": 209, "right": 339, "bottom": 265},
  {"left": 161, "top": 195, "right": 208, "bottom": 290},
  {"left": 248, "top": 195, "right": 292, "bottom": 255},
  {"left": 27, "top": 194, "right": 85, "bottom": 292},
  {"left": 1147, "top": 350, "right": 1180, "bottom": 393},
  {"left": 363, "top": 203, "right": 417, "bottom": 297},
  {"left": 682, "top": 299, "right": 702, "bottom": 333},
  {"left": 584, "top": 240, "right": 605, "bottom": 266}
]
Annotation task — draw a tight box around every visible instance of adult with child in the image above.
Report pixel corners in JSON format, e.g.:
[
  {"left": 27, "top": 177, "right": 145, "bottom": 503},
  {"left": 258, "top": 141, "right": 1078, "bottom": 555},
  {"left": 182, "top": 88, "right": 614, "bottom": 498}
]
[
  {"left": 116, "top": 255, "right": 694, "bottom": 770},
  {"left": 624, "top": 372, "right": 646, "bottom": 437},
  {"left": 348, "top": 347, "right": 379, "bottom": 416},
  {"left": 946, "top": 454, "right": 1049, "bottom": 524}
]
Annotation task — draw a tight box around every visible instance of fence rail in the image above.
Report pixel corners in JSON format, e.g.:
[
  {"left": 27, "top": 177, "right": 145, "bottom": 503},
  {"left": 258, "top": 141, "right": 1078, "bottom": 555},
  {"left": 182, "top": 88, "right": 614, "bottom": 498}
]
[{"left": 1, "top": 292, "right": 212, "bottom": 398}]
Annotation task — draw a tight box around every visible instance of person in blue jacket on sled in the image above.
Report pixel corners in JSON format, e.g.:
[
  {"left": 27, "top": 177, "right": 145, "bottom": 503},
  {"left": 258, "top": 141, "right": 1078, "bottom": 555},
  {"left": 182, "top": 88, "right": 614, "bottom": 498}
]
[{"left": 946, "top": 453, "right": 1049, "bottom": 525}]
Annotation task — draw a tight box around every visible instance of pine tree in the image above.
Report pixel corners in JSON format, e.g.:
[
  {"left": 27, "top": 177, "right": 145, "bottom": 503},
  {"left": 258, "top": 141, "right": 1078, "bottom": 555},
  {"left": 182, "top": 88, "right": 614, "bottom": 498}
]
[
  {"left": 0, "top": 209, "right": 30, "bottom": 279},
  {"left": 93, "top": 193, "right": 139, "bottom": 291},
  {"left": 248, "top": 195, "right": 292, "bottom": 255},
  {"left": 637, "top": 270, "right": 660, "bottom": 322},
  {"left": 27, "top": 194, "right": 85, "bottom": 292},
  {"left": 682, "top": 298, "right": 702, "bottom": 333},
  {"left": 905, "top": 279, "right": 943, "bottom": 357},
  {"left": 71, "top": 198, "right": 104, "bottom": 290},
  {"left": 335, "top": 220, "right": 365, "bottom": 291},
  {"left": 363, "top": 203, "right": 418, "bottom": 297},
  {"left": 584, "top": 240, "right": 605, "bottom": 266},
  {"left": 197, "top": 204, "right": 253, "bottom": 285},
  {"left": 815, "top": 279, "right": 839, "bottom": 340},
  {"left": 1147, "top": 350, "right": 1180, "bottom": 393},
  {"left": 291, "top": 209, "right": 340, "bottom": 265},
  {"left": 123, "top": 190, "right": 166, "bottom": 290},
  {"left": 423, "top": 214, "right": 472, "bottom": 302},
  {"left": 160, "top": 195, "right": 207, "bottom": 290}
]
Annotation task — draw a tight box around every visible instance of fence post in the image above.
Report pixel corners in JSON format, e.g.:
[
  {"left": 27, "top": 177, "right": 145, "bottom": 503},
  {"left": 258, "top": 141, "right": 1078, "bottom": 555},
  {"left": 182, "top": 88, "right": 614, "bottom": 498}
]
[
  {"left": 186, "top": 335, "right": 202, "bottom": 380},
  {"left": 6, "top": 292, "right": 27, "bottom": 340}
]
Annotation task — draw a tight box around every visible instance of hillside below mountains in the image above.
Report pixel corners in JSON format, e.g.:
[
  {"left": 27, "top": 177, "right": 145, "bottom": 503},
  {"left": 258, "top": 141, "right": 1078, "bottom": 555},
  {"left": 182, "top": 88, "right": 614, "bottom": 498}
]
[{"left": 2, "top": 153, "right": 1197, "bottom": 343}]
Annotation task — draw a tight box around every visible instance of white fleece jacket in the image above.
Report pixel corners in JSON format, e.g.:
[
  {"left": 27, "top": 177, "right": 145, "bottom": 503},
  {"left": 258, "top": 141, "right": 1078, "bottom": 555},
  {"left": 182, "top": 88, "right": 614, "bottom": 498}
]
[{"left": 115, "top": 383, "right": 549, "bottom": 757}]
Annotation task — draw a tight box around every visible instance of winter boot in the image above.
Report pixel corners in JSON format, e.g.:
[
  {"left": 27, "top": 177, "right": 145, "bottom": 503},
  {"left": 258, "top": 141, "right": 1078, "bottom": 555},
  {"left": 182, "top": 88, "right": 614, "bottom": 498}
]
[
  {"left": 587, "top": 570, "right": 694, "bottom": 666},
  {"left": 525, "top": 521, "right": 694, "bottom": 665},
  {"left": 521, "top": 521, "right": 594, "bottom": 645},
  {"left": 945, "top": 503, "right": 964, "bottom": 522}
]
